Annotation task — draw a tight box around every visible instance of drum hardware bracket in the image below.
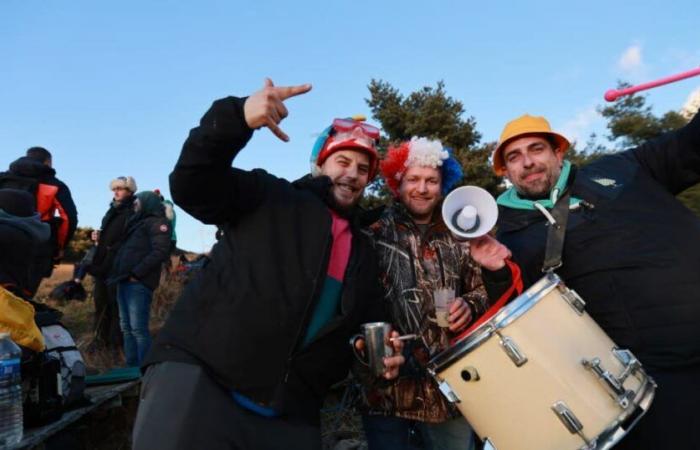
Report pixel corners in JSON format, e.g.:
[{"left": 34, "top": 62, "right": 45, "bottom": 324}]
[
  {"left": 551, "top": 401, "right": 594, "bottom": 448},
  {"left": 581, "top": 357, "right": 635, "bottom": 409},
  {"left": 496, "top": 332, "right": 528, "bottom": 367},
  {"left": 612, "top": 348, "right": 641, "bottom": 384},
  {"left": 429, "top": 369, "right": 461, "bottom": 404},
  {"left": 437, "top": 379, "right": 461, "bottom": 403},
  {"left": 482, "top": 438, "right": 498, "bottom": 450},
  {"left": 558, "top": 285, "right": 586, "bottom": 315}
]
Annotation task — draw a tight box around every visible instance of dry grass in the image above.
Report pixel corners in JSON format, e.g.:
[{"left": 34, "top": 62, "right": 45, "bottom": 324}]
[{"left": 35, "top": 263, "right": 185, "bottom": 372}]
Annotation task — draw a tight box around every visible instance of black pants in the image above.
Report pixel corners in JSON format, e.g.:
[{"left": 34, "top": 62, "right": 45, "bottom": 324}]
[
  {"left": 92, "top": 277, "right": 121, "bottom": 350},
  {"left": 132, "top": 362, "right": 322, "bottom": 450},
  {"left": 615, "top": 364, "right": 700, "bottom": 450}
]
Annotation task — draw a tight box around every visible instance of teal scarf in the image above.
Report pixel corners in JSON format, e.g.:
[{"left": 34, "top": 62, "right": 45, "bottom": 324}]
[{"left": 497, "top": 161, "right": 581, "bottom": 211}]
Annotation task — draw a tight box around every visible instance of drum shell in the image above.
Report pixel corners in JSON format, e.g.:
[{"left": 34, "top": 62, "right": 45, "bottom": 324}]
[{"left": 430, "top": 275, "right": 649, "bottom": 450}]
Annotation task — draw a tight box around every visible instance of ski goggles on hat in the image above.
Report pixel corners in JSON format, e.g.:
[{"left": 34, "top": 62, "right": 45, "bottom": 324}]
[
  {"left": 326, "top": 130, "right": 377, "bottom": 151},
  {"left": 331, "top": 118, "right": 380, "bottom": 140}
]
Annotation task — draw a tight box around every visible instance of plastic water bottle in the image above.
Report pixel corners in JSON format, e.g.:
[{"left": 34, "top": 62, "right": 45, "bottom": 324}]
[{"left": 0, "top": 332, "right": 23, "bottom": 448}]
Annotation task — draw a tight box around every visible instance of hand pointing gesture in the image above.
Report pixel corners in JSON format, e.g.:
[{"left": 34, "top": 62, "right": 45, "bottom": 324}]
[{"left": 243, "top": 78, "right": 312, "bottom": 142}]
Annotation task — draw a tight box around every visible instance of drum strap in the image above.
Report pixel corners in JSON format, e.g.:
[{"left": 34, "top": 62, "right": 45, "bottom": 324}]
[{"left": 542, "top": 190, "right": 571, "bottom": 272}]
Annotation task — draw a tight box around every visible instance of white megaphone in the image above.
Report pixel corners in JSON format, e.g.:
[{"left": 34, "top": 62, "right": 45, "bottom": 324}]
[{"left": 442, "top": 186, "right": 499, "bottom": 239}]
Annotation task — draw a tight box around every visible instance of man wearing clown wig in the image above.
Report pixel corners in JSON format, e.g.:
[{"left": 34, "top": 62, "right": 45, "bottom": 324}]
[{"left": 356, "top": 137, "right": 522, "bottom": 449}]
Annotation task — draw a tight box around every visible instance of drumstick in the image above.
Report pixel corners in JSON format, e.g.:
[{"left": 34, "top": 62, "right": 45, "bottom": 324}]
[
  {"left": 389, "top": 334, "right": 419, "bottom": 342},
  {"left": 604, "top": 67, "right": 700, "bottom": 102}
]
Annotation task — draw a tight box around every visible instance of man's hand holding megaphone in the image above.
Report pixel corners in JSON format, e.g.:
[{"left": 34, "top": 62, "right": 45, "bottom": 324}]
[
  {"left": 470, "top": 235, "right": 512, "bottom": 271},
  {"left": 442, "top": 185, "right": 512, "bottom": 270}
]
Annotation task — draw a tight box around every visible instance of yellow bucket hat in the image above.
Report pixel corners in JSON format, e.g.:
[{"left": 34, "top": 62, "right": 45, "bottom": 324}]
[{"left": 492, "top": 114, "right": 570, "bottom": 176}]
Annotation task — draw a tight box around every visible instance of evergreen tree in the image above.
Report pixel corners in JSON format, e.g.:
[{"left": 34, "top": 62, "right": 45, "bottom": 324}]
[{"left": 363, "top": 80, "right": 501, "bottom": 207}]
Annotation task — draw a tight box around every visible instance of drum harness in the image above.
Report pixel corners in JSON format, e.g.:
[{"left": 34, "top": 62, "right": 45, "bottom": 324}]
[{"left": 535, "top": 188, "right": 571, "bottom": 273}]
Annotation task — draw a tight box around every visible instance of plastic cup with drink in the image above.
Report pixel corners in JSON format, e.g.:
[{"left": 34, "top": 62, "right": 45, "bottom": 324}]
[{"left": 434, "top": 287, "right": 456, "bottom": 328}]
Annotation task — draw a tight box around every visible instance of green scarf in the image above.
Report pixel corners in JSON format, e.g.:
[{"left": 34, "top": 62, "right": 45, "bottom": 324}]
[{"left": 497, "top": 160, "right": 582, "bottom": 211}]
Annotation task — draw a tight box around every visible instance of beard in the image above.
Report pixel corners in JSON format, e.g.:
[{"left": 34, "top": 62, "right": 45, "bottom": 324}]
[
  {"left": 405, "top": 201, "right": 435, "bottom": 222},
  {"left": 328, "top": 179, "right": 364, "bottom": 214},
  {"left": 515, "top": 166, "right": 560, "bottom": 200},
  {"left": 401, "top": 195, "right": 440, "bottom": 223}
]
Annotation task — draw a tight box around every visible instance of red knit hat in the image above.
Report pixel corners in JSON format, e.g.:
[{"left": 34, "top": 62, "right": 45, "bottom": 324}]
[{"left": 310, "top": 117, "right": 380, "bottom": 180}]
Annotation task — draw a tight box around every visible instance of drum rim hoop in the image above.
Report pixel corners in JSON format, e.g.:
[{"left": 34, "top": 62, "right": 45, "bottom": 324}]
[
  {"left": 584, "top": 376, "right": 656, "bottom": 449},
  {"left": 428, "top": 272, "right": 562, "bottom": 372}
]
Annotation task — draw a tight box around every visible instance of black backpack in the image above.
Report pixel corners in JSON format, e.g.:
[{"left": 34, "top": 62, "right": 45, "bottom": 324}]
[
  {"left": 0, "top": 171, "right": 62, "bottom": 254},
  {"left": 21, "top": 349, "right": 64, "bottom": 426}
]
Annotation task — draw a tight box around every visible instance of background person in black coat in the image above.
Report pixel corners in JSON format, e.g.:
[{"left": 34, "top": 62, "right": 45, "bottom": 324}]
[
  {"left": 83, "top": 176, "right": 138, "bottom": 354},
  {"left": 109, "top": 190, "right": 170, "bottom": 367}
]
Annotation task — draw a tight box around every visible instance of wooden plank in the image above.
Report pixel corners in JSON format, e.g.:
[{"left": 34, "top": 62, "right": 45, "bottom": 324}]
[{"left": 10, "top": 380, "right": 140, "bottom": 450}]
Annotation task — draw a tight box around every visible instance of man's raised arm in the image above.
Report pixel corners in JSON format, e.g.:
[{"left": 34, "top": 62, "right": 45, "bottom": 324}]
[{"left": 169, "top": 79, "right": 311, "bottom": 225}]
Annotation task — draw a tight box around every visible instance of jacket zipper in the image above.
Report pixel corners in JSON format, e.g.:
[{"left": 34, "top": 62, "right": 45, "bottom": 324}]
[{"left": 283, "top": 222, "right": 332, "bottom": 382}]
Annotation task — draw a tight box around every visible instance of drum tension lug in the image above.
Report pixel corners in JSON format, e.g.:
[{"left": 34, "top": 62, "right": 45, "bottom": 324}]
[
  {"left": 551, "top": 401, "right": 593, "bottom": 447},
  {"left": 437, "top": 379, "right": 461, "bottom": 403},
  {"left": 497, "top": 332, "right": 528, "bottom": 367},
  {"left": 558, "top": 285, "right": 586, "bottom": 315}
]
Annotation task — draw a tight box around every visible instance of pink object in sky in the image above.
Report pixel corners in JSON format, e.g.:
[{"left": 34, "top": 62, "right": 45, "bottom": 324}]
[{"left": 604, "top": 67, "right": 700, "bottom": 102}]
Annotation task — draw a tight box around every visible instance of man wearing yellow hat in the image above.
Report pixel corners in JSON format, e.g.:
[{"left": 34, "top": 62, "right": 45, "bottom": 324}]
[{"left": 492, "top": 112, "right": 700, "bottom": 449}]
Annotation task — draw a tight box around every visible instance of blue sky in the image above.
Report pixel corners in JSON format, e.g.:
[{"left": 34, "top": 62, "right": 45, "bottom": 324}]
[{"left": 2, "top": 1, "right": 699, "bottom": 252}]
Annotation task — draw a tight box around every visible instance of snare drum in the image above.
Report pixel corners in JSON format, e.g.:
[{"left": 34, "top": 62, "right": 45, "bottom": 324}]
[{"left": 428, "top": 273, "right": 655, "bottom": 450}]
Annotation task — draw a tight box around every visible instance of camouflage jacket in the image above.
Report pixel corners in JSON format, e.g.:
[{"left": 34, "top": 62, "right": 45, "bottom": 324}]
[{"left": 358, "top": 203, "right": 490, "bottom": 423}]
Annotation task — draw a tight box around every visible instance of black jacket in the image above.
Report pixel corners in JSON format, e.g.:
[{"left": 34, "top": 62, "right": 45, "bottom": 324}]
[
  {"left": 109, "top": 208, "right": 171, "bottom": 291},
  {"left": 145, "top": 96, "right": 386, "bottom": 424},
  {"left": 0, "top": 213, "right": 50, "bottom": 297},
  {"left": 88, "top": 196, "right": 135, "bottom": 279},
  {"left": 497, "top": 111, "right": 700, "bottom": 369},
  {"left": 1, "top": 157, "right": 78, "bottom": 251}
]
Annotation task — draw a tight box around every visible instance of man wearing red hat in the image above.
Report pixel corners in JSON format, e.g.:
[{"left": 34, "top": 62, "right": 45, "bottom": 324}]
[
  {"left": 132, "top": 79, "right": 405, "bottom": 450},
  {"left": 493, "top": 112, "right": 700, "bottom": 449}
]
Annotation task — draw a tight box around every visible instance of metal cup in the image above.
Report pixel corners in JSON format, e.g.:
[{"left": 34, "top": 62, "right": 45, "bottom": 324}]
[{"left": 351, "top": 322, "right": 393, "bottom": 377}]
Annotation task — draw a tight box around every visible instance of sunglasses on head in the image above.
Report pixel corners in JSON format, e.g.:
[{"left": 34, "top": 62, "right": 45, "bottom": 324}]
[{"left": 331, "top": 118, "right": 380, "bottom": 140}]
